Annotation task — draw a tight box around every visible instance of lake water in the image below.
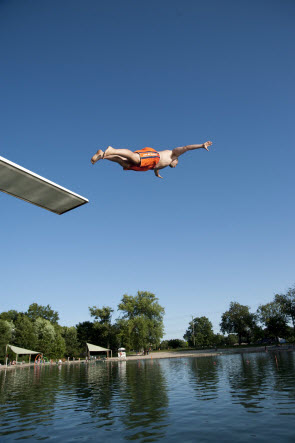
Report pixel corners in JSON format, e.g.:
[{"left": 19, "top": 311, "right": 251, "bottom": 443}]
[{"left": 0, "top": 352, "right": 295, "bottom": 442}]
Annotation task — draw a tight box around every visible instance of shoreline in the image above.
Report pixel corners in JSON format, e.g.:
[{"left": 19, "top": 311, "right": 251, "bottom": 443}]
[
  {"left": 1, "top": 345, "right": 294, "bottom": 371},
  {"left": 0, "top": 351, "right": 219, "bottom": 370}
]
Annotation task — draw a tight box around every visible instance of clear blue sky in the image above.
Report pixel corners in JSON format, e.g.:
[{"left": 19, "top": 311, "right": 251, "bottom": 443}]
[{"left": 1, "top": 0, "right": 295, "bottom": 339}]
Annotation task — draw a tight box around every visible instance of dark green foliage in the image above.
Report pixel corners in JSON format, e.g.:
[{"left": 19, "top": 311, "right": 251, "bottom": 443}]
[
  {"left": 167, "top": 339, "right": 187, "bottom": 349},
  {"left": 0, "top": 310, "right": 19, "bottom": 323},
  {"left": 184, "top": 316, "right": 215, "bottom": 347},
  {"left": 14, "top": 314, "right": 37, "bottom": 350},
  {"left": 62, "top": 326, "right": 81, "bottom": 358},
  {"left": 160, "top": 340, "right": 169, "bottom": 349},
  {"left": 26, "top": 303, "right": 59, "bottom": 324},
  {"left": 89, "top": 306, "right": 118, "bottom": 349},
  {"left": 275, "top": 286, "right": 295, "bottom": 330},
  {"left": 0, "top": 319, "right": 13, "bottom": 362},
  {"left": 76, "top": 321, "right": 95, "bottom": 348},
  {"left": 257, "top": 301, "right": 288, "bottom": 343},
  {"left": 220, "top": 302, "right": 257, "bottom": 345},
  {"left": 117, "top": 291, "right": 165, "bottom": 351}
]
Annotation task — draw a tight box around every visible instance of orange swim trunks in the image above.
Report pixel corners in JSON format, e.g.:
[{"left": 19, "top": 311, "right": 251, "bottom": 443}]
[{"left": 124, "top": 147, "right": 160, "bottom": 172}]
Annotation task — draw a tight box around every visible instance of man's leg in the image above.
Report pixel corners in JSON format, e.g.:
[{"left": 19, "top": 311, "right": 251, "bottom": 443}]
[
  {"left": 104, "top": 146, "right": 140, "bottom": 165},
  {"left": 91, "top": 149, "right": 104, "bottom": 164},
  {"left": 91, "top": 146, "right": 141, "bottom": 166},
  {"left": 103, "top": 155, "right": 131, "bottom": 169}
]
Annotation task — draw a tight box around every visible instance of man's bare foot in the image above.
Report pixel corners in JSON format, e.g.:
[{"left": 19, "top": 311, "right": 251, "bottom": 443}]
[
  {"left": 91, "top": 149, "right": 104, "bottom": 164},
  {"left": 104, "top": 146, "right": 116, "bottom": 157},
  {"left": 203, "top": 141, "right": 213, "bottom": 151}
]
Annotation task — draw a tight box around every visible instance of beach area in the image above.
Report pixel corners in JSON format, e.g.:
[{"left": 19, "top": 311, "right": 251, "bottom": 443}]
[
  {"left": 2, "top": 345, "right": 294, "bottom": 371},
  {"left": 0, "top": 350, "right": 219, "bottom": 370}
]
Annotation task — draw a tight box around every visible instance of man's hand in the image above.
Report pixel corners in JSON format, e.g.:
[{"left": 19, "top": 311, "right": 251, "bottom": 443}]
[
  {"left": 203, "top": 141, "right": 213, "bottom": 151},
  {"left": 154, "top": 169, "right": 163, "bottom": 179}
]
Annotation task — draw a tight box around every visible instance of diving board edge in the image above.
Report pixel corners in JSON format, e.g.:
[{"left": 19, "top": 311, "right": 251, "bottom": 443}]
[
  {"left": 0, "top": 155, "right": 89, "bottom": 215},
  {"left": 0, "top": 187, "right": 88, "bottom": 215}
]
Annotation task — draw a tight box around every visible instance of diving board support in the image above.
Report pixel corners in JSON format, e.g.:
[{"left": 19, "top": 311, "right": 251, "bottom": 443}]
[{"left": 0, "top": 155, "right": 89, "bottom": 214}]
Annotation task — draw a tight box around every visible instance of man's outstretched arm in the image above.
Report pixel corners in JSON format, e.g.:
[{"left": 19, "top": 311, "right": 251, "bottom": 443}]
[
  {"left": 154, "top": 169, "right": 163, "bottom": 179},
  {"left": 172, "top": 141, "right": 212, "bottom": 158}
]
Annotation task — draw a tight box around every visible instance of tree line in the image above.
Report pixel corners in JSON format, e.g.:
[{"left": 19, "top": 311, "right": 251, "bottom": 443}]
[
  {"left": 183, "top": 286, "right": 295, "bottom": 348},
  {"left": 1, "top": 286, "right": 294, "bottom": 361},
  {"left": 0, "top": 291, "right": 164, "bottom": 361}
]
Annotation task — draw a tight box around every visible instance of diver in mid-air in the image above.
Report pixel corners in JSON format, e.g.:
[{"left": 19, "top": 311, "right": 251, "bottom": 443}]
[{"left": 91, "top": 141, "right": 212, "bottom": 178}]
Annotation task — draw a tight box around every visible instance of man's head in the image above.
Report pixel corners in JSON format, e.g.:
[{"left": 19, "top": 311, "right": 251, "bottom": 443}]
[{"left": 170, "top": 158, "right": 178, "bottom": 168}]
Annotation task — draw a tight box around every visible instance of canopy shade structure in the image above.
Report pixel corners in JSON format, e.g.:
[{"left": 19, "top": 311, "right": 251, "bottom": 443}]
[
  {"left": 5, "top": 344, "right": 40, "bottom": 366},
  {"left": 86, "top": 343, "right": 112, "bottom": 358},
  {"left": 7, "top": 345, "right": 39, "bottom": 355},
  {"left": 0, "top": 155, "right": 89, "bottom": 214},
  {"left": 86, "top": 343, "right": 110, "bottom": 352}
]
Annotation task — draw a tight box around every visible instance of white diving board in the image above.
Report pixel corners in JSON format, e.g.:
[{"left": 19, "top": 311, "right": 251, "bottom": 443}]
[{"left": 0, "top": 155, "right": 89, "bottom": 215}]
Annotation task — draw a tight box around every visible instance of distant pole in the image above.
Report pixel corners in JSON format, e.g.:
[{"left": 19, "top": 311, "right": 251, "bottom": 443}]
[
  {"left": 192, "top": 316, "right": 195, "bottom": 347},
  {"left": 5, "top": 345, "right": 8, "bottom": 367}
]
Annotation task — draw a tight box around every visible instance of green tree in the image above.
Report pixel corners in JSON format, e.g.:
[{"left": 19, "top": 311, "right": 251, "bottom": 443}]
[
  {"left": 184, "top": 316, "right": 214, "bottom": 347},
  {"left": 76, "top": 321, "right": 95, "bottom": 348},
  {"left": 26, "top": 303, "right": 59, "bottom": 324},
  {"left": 257, "top": 301, "right": 288, "bottom": 343},
  {"left": 220, "top": 302, "right": 257, "bottom": 345},
  {"left": 89, "top": 306, "right": 114, "bottom": 323},
  {"left": 224, "top": 333, "right": 238, "bottom": 346},
  {"left": 275, "top": 286, "right": 295, "bottom": 330},
  {"left": 167, "top": 339, "right": 187, "bottom": 349},
  {"left": 0, "top": 310, "right": 19, "bottom": 323},
  {"left": 0, "top": 319, "right": 14, "bottom": 361},
  {"left": 14, "top": 314, "right": 37, "bottom": 350},
  {"left": 34, "top": 318, "right": 66, "bottom": 358},
  {"left": 212, "top": 333, "right": 226, "bottom": 347},
  {"left": 160, "top": 340, "right": 169, "bottom": 349},
  {"left": 117, "top": 291, "right": 165, "bottom": 351},
  {"left": 34, "top": 318, "right": 56, "bottom": 357},
  {"left": 62, "top": 326, "right": 81, "bottom": 358},
  {"left": 89, "top": 306, "right": 116, "bottom": 349},
  {"left": 51, "top": 326, "right": 66, "bottom": 359}
]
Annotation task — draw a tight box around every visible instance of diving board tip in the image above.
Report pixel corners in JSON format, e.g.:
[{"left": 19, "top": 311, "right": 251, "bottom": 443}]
[{"left": 0, "top": 155, "right": 89, "bottom": 215}]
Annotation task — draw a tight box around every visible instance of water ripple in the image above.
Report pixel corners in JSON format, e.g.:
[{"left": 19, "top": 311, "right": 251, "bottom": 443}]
[{"left": 0, "top": 352, "right": 295, "bottom": 441}]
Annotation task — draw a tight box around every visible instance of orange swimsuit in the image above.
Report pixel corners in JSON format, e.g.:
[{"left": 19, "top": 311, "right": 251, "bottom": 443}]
[{"left": 124, "top": 147, "right": 160, "bottom": 172}]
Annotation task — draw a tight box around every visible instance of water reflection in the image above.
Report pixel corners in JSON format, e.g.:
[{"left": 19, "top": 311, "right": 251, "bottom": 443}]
[
  {"left": 38, "top": 359, "right": 169, "bottom": 440},
  {"left": 188, "top": 356, "right": 220, "bottom": 401},
  {"left": 0, "top": 365, "right": 59, "bottom": 438},
  {"left": 0, "top": 353, "right": 295, "bottom": 441},
  {"left": 79, "top": 360, "right": 169, "bottom": 440},
  {"left": 227, "top": 353, "right": 270, "bottom": 412},
  {"left": 119, "top": 360, "right": 168, "bottom": 440},
  {"left": 226, "top": 352, "right": 295, "bottom": 415}
]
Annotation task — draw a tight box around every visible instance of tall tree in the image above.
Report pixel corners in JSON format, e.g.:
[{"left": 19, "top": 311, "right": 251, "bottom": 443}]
[
  {"left": 184, "top": 316, "right": 214, "bottom": 347},
  {"left": 26, "top": 303, "right": 59, "bottom": 324},
  {"left": 275, "top": 285, "right": 295, "bottom": 330},
  {"left": 0, "top": 319, "right": 14, "bottom": 360},
  {"left": 89, "top": 306, "right": 115, "bottom": 349},
  {"left": 34, "top": 318, "right": 56, "bottom": 357},
  {"left": 14, "top": 314, "right": 37, "bottom": 350},
  {"left": 76, "top": 321, "right": 95, "bottom": 347},
  {"left": 62, "top": 326, "right": 81, "bottom": 358},
  {"left": 51, "top": 325, "right": 66, "bottom": 359},
  {"left": 0, "top": 310, "right": 19, "bottom": 323},
  {"left": 220, "top": 302, "right": 257, "bottom": 345},
  {"left": 257, "top": 301, "right": 288, "bottom": 343},
  {"left": 167, "top": 339, "right": 187, "bottom": 349},
  {"left": 117, "top": 291, "right": 165, "bottom": 351},
  {"left": 89, "top": 306, "right": 114, "bottom": 323}
]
